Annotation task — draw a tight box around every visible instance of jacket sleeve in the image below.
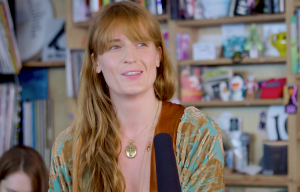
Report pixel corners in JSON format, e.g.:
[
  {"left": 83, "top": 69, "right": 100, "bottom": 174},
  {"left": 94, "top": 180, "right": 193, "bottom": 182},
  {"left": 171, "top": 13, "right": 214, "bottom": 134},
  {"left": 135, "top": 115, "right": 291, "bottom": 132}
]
[
  {"left": 176, "top": 107, "right": 225, "bottom": 192},
  {"left": 49, "top": 128, "right": 73, "bottom": 192}
]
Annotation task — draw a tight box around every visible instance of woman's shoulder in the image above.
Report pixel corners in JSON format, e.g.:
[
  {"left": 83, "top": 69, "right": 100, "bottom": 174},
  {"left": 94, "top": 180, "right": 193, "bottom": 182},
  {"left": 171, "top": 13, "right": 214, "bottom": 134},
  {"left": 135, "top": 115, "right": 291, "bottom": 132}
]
[
  {"left": 51, "top": 127, "right": 73, "bottom": 160},
  {"left": 180, "top": 106, "right": 221, "bottom": 137}
]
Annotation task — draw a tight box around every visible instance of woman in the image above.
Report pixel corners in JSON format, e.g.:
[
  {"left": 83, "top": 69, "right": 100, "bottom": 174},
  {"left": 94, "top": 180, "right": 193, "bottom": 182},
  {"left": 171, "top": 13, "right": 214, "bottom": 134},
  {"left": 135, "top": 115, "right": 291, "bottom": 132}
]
[
  {"left": 0, "top": 145, "right": 48, "bottom": 192},
  {"left": 49, "top": 1, "right": 224, "bottom": 192}
]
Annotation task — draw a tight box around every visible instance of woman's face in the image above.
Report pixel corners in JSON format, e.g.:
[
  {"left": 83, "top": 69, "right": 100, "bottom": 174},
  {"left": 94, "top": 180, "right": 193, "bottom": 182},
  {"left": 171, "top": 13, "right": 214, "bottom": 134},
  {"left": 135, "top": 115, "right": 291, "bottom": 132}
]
[
  {"left": 95, "top": 29, "right": 161, "bottom": 98},
  {"left": 0, "top": 171, "right": 32, "bottom": 192}
]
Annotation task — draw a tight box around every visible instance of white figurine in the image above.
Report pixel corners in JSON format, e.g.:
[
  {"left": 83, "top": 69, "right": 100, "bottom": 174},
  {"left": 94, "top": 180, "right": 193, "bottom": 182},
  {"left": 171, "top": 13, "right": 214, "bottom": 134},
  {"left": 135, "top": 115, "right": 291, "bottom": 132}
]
[
  {"left": 230, "top": 76, "right": 245, "bottom": 101},
  {"left": 219, "top": 81, "right": 230, "bottom": 101}
]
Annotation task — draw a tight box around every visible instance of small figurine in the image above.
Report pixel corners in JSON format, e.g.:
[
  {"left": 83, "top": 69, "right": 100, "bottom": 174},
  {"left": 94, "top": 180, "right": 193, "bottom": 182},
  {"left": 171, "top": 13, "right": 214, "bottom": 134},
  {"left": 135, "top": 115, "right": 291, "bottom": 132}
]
[
  {"left": 219, "top": 81, "right": 230, "bottom": 101},
  {"left": 244, "top": 24, "right": 263, "bottom": 58},
  {"left": 230, "top": 75, "right": 245, "bottom": 101},
  {"left": 245, "top": 75, "right": 259, "bottom": 100}
]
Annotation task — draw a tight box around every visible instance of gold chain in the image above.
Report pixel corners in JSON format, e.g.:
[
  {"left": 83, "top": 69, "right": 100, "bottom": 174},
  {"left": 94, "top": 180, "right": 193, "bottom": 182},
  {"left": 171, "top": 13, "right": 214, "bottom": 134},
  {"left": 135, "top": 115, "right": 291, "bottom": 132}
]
[
  {"left": 119, "top": 100, "right": 160, "bottom": 143},
  {"left": 137, "top": 101, "right": 161, "bottom": 192}
]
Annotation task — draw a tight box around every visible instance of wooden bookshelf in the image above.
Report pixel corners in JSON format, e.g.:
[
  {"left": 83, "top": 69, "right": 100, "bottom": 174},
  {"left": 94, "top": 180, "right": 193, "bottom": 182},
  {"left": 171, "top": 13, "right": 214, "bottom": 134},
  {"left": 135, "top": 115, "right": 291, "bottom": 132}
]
[
  {"left": 181, "top": 99, "right": 283, "bottom": 108},
  {"left": 22, "top": 61, "right": 65, "bottom": 68},
  {"left": 295, "top": 1, "right": 300, "bottom": 8},
  {"left": 224, "top": 174, "right": 289, "bottom": 187},
  {"left": 74, "top": 14, "right": 168, "bottom": 28},
  {"left": 176, "top": 14, "right": 285, "bottom": 28},
  {"left": 178, "top": 57, "right": 286, "bottom": 66}
]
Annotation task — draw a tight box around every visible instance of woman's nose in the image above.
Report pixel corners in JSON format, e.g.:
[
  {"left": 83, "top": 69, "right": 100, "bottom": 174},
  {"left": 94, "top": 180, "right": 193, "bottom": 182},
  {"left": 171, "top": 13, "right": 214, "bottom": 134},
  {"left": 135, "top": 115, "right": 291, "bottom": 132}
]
[{"left": 123, "top": 44, "right": 137, "bottom": 64}]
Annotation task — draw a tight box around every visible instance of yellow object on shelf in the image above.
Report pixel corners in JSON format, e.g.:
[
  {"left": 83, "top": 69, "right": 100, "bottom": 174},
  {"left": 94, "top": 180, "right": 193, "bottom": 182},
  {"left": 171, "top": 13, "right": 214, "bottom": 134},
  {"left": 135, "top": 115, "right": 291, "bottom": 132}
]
[{"left": 270, "top": 32, "right": 287, "bottom": 57}]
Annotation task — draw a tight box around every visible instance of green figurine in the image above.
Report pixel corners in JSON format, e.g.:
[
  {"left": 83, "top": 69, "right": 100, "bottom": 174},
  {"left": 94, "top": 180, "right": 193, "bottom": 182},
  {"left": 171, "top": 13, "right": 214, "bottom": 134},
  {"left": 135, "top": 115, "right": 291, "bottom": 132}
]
[{"left": 244, "top": 24, "right": 263, "bottom": 58}]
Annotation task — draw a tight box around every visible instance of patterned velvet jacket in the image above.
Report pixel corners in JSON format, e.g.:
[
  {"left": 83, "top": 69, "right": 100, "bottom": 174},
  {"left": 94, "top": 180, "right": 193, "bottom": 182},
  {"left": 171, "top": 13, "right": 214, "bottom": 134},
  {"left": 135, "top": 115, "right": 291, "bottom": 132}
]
[{"left": 49, "top": 102, "right": 225, "bottom": 192}]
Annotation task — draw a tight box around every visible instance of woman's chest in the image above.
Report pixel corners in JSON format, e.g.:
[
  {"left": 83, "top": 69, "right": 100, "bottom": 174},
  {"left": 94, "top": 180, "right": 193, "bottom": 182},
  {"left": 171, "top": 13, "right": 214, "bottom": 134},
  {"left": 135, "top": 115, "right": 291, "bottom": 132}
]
[{"left": 119, "top": 138, "right": 152, "bottom": 192}]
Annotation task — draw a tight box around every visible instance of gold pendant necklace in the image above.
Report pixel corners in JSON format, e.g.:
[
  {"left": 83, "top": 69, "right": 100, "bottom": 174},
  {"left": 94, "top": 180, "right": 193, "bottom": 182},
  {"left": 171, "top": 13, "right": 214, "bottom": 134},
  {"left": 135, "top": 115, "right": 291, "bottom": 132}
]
[
  {"left": 121, "top": 100, "right": 160, "bottom": 159},
  {"left": 125, "top": 140, "right": 137, "bottom": 158}
]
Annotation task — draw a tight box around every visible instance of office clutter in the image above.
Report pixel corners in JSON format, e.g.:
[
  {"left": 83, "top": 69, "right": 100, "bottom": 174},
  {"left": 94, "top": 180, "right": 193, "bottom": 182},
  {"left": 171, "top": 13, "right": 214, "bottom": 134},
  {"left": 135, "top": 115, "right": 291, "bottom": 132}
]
[
  {"left": 180, "top": 65, "right": 286, "bottom": 102},
  {"left": 214, "top": 105, "right": 288, "bottom": 176}
]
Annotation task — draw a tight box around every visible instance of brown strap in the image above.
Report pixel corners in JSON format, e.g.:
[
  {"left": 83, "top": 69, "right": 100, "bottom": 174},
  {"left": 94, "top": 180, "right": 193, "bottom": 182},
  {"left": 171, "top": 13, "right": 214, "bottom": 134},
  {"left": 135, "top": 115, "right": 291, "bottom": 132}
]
[{"left": 149, "top": 101, "right": 185, "bottom": 192}]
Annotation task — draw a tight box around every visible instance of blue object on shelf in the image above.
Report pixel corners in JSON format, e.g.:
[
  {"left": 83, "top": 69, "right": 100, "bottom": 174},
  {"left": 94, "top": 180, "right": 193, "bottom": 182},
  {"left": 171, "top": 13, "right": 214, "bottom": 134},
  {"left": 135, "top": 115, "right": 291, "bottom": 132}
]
[
  {"left": 18, "top": 68, "right": 48, "bottom": 101},
  {"left": 222, "top": 36, "right": 246, "bottom": 58}
]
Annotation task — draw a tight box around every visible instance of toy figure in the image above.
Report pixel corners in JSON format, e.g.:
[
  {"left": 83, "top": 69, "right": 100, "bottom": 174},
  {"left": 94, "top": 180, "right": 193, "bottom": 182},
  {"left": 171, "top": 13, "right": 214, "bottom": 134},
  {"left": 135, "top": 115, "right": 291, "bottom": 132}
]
[
  {"left": 245, "top": 75, "right": 259, "bottom": 100},
  {"left": 230, "top": 75, "right": 245, "bottom": 101},
  {"left": 219, "top": 81, "right": 230, "bottom": 101},
  {"left": 244, "top": 24, "right": 263, "bottom": 58},
  {"left": 258, "top": 111, "right": 267, "bottom": 133}
]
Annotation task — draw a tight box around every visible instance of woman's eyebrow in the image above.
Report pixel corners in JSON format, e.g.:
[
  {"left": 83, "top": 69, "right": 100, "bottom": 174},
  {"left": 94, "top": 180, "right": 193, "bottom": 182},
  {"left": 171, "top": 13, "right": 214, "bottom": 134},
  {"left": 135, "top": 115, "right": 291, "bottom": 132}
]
[{"left": 109, "top": 39, "right": 121, "bottom": 42}]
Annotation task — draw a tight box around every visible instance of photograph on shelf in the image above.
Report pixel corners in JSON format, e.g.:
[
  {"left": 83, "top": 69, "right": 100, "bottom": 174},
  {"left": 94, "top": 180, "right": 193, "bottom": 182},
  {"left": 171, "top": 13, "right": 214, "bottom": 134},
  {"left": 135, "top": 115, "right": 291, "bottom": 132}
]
[{"left": 202, "top": 67, "right": 233, "bottom": 101}]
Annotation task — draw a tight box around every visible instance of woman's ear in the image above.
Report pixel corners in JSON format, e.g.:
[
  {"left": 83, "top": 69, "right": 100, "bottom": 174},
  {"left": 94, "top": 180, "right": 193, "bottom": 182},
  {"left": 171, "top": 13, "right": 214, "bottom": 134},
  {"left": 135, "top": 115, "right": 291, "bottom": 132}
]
[
  {"left": 156, "top": 47, "right": 162, "bottom": 68},
  {"left": 91, "top": 53, "right": 101, "bottom": 73}
]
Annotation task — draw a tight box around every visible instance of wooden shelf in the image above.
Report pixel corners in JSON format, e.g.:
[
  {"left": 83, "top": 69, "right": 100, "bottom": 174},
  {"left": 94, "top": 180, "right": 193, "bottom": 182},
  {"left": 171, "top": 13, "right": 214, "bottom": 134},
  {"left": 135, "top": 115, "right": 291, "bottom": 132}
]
[
  {"left": 74, "top": 14, "right": 168, "bottom": 28},
  {"left": 181, "top": 99, "right": 283, "bottom": 108},
  {"left": 22, "top": 61, "right": 65, "bottom": 68},
  {"left": 179, "top": 57, "right": 286, "bottom": 66},
  {"left": 295, "top": 1, "right": 300, "bottom": 8},
  {"left": 154, "top": 14, "right": 168, "bottom": 22},
  {"left": 176, "top": 14, "right": 285, "bottom": 28},
  {"left": 224, "top": 174, "right": 289, "bottom": 186}
]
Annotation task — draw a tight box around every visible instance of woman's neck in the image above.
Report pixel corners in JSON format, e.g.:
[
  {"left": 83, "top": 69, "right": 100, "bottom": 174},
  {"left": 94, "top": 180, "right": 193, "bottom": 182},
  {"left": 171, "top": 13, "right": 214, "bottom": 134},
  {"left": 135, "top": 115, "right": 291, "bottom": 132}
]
[{"left": 110, "top": 89, "right": 160, "bottom": 136}]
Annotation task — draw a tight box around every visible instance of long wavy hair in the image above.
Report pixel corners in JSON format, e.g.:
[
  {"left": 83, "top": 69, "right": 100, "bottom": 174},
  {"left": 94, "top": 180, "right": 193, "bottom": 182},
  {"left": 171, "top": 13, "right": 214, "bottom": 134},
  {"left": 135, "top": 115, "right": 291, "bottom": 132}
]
[{"left": 72, "top": 1, "right": 175, "bottom": 192}]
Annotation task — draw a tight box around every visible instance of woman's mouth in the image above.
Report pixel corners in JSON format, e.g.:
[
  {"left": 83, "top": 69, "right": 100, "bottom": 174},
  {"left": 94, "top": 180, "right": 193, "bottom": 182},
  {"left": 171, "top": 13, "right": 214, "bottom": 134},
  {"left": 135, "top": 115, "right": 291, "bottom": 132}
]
[{"left": 124, "top": 71, "right": 142, "bottom": 76}]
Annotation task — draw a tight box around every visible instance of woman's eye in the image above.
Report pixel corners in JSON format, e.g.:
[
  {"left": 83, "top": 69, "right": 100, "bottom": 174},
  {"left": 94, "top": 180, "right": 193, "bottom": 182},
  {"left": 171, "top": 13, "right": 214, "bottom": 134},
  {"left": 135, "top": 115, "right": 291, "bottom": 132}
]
[
  {"left": 137, "top": 43, "right": 147, "bottom": 47},
  {"left": 110, "top": 45, "right": 121, "bottom": 50}
]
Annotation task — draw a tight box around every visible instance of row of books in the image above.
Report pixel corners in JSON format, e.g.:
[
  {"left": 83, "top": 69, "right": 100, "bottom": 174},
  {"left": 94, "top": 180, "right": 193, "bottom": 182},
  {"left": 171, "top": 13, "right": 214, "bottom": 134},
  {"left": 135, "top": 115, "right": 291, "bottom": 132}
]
[
  {"left": 66, "top": 49, "right": 84, "bottom": 98},
  {"left": 22, "top": 100, "right": 53, "bottom": 167},
  {"left": 171, "top": 0, "right": 285, "bottom": 20},
  {"left": 0, "top": 0, "right": 21, "bottom": 74},
  {"left": 0, "top": 78, "right": 21, "bottom": 157},
  {"left": 0, "top": 69, "right": 53, "bottom": 166},
  {"left": 73, "top": 0, "right": 167, "bottom": 23}
]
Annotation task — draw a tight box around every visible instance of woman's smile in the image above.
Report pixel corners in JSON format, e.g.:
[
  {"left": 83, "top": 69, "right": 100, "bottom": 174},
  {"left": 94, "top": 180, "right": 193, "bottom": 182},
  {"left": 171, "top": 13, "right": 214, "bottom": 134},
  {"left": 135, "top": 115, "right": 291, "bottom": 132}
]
[{"left": 121, "top": 70, "right": 143, "bottom": 79}]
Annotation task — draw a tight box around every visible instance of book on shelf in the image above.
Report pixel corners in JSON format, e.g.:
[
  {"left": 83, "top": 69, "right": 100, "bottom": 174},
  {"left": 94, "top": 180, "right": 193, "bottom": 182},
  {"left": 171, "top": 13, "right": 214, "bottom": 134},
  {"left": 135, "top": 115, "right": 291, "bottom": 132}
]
[
  {"left": 176, "top": 33, "right": 190, "bottom": 61},
  {"left": 295, "top": 9, "right": 300, "bottom": 73},
  {"left": 0, "top": 0, "right": 21, "bottom": 74},
  {"left": 17, "top": 68, "right": 53, "bottom": 166},
  {"left": 18, "top": 68, "right": 49, "bottom": 100},
  {"left": 0, "top": 75, "right": 22, "bottom": 157},
  {"left": 66, "top": 49, "right": 85, "bottom": 98},
  {"left": 73, "top": 0, "right": 167, "bottom": 23},
  {"left": 22, "top": 100, "right": 53, "bottom": 167}
]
